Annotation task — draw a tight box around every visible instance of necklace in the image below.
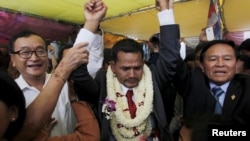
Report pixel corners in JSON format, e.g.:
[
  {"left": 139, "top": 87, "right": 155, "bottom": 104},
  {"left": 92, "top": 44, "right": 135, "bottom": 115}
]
[{"left": 104, "top": 65, "right": 154, "bottom": 140}]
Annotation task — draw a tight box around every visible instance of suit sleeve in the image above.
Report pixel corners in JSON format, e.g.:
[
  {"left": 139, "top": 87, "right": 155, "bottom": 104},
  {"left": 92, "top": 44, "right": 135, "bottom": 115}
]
[
  {"left": 153, "top": 24, "right": 181, "bottom": 91},
  {"left": 159, "top": 24, "right": 193, "bottom": 98},
  {"left": 70, "top": 64, "right": 100, "bottom": 106}
]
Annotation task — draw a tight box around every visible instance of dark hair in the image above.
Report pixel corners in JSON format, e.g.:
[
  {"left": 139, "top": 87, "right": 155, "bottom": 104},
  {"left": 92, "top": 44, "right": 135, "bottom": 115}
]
[
  {"left": 199, "top": 40, "right": 238, "bottom": 63},
  {"left": 239, "top": 38, "right": 250, "bottom": 51},
  {"left": 194, "top": 42, "right": 208, "bottom": 56},
  {"left": 184, "top": 51, "right": 195, "bottom": 62},
  {"left": 149, "top": 33, "right": 160, "bottom": 46},
  {"left": 181, "top": 113, "right": 243, "bottom": 141},
  {"left": 8, "top": 30, "right": 46, "bottom": 53},
  {"left": 45, "top": 39, "right": 51, "bottom": 46},
  {"left": 104, "top": 48, "right": 112, "bottom": 64},
  {"left": 0, "top": 72, "right": 26, "bottom": 140},
  {"left": 111, "top": 38, "right": 143, "bottom": 62},
  {"left": 239, "top": 55, "right": 250, "bottom": 69},
  {"left": 57, "top": 44, "right": 73, "bottom": 63}
]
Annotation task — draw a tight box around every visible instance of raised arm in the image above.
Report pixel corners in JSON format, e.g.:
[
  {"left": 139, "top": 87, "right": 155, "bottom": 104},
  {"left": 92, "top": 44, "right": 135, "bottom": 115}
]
[
  {"left": 70, "top": 0, "right": 107, "bottom": 104},
  {"left": 157, "top": 0, "right": 191, "bottom": 96},
  {"left": 152, "top": 0, "right": 181, "bottom": 91}
]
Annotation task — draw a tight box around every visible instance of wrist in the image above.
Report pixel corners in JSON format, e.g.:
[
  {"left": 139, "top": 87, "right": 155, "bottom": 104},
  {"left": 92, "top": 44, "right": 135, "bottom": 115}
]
[
  {"left": 83, "top": 21, "right": 99, "bottom": 33},
  {"left": 53, "top": 67, "right": 69, "bottom": 83},
  {"left": 53, "top": 72, "right": 66, "bottom": 83}
]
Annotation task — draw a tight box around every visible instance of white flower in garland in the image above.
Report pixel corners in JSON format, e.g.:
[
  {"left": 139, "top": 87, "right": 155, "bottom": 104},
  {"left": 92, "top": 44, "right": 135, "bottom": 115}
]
[{"left": 103, "top": 65, "right": 154, "bottom": 140}]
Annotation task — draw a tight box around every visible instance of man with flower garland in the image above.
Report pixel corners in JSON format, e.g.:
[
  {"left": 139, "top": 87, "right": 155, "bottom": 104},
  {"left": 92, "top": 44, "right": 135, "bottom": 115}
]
[{"left": 73, "top": 0, "right": 179, "bottom": 140}]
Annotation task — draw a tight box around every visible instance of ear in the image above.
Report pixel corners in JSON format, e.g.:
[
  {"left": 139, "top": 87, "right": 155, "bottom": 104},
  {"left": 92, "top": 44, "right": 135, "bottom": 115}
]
[
  {"left": 10, "top": 56, "right": 16, "bottom": 67},
  {"left": 8, "top": 106, "right": 18, "bottom": 122},
  {"left": 110, "top": 61, "right": 115, "bottom": 73},
  {"left": 199, "top": 64, "right": 204, "bottom": 72}
]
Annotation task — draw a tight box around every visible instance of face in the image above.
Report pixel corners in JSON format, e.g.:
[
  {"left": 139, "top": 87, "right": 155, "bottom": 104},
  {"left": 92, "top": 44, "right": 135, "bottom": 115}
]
[
  {"left": 111, "top": 52, "right": 144, "bottom": 88},
  {"left": 0, "top": 101, "right": 18, "bottom": 140},
  {"left": 200, "top": 43, "right": 237, "bottom": 85},
  {"left": 11, "top": 35, "right": 48, "bottom": 80},
  {"left": 178, "top": 126, "right": 192, "bottom": 141}
]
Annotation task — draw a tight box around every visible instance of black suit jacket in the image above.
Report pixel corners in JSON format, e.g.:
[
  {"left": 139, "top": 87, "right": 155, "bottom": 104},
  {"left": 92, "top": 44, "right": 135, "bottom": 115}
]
[{"left": 161, "top": 24, "right": 250, "bottom": 124}]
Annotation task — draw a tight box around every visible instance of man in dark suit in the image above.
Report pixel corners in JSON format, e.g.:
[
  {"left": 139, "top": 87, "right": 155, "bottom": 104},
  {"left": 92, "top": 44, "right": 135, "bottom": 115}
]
[
  {"left": 161, "top": 8, "right": 250, "bottom": 125},
  {"left": 74, "top": 1, "right": 177, "bottom": 140}
]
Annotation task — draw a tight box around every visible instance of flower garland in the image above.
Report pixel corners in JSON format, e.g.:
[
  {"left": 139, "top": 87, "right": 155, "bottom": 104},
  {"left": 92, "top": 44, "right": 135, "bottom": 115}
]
[{"left": 104, "top": 65, "right": 154, "bottom": 140}]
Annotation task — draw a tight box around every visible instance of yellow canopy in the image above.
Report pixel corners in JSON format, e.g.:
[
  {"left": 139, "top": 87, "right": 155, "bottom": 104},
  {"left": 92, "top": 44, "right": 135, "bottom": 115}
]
[{"left": 1, "top": 0, "right": 250, "bottom": 46}]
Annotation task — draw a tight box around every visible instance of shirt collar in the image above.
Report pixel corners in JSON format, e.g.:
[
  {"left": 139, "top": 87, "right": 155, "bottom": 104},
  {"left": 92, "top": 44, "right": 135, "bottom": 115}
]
[
  {"left": 121, "top": 84, "right": 133, "bottom": 96},
  {"left": 209, "top": 81, "right": 230, "bottom": 93},
  {"left": 15, "top": 73, "right": 50, "bottom": 90}
]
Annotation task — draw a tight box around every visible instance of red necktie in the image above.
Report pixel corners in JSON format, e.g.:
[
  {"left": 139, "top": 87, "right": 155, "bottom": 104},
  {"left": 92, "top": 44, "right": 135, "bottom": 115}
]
[{"left": 126, "top": 90, "right": 137, "bottom": 119}]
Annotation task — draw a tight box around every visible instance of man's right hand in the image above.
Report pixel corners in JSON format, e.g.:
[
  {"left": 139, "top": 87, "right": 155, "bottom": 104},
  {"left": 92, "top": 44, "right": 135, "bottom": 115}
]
[
  {"left": 156, "top": 0, "right": 174, "bottom": 11},
  {"left": 60, "top": 42, "right": 90, "bottom": 73},
  {"left": 84, "top": 0, "right": 107, "bottom": 33}
]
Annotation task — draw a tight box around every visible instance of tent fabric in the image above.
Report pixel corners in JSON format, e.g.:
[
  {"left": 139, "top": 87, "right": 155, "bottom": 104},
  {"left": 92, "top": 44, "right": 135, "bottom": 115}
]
[
  {"left": 0, "top": 11, "right": 78, "bottom": 41},
  {"left": 0, "top": 0, "right": 250, "bottom": 46}
]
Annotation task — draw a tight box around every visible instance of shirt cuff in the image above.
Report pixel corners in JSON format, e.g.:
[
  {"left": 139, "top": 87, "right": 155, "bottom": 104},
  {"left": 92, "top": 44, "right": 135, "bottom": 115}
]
[
  {"left": 73, "top": 28, "right": 95, "bottom": 50},
  {"left": 157, "top": 9, "right": 175, "bottom": 26}
]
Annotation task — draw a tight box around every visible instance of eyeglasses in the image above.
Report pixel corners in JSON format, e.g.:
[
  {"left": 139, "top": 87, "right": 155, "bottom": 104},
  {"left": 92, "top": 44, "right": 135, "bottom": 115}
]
[{"left": 12, "top": 48, "right": 47, "bottom": 59}]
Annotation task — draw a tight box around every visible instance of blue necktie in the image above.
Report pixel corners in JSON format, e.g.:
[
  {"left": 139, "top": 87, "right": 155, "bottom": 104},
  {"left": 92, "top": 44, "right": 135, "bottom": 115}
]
[{"left": 212, "top": 86, "right": 224, "bottom": 114}]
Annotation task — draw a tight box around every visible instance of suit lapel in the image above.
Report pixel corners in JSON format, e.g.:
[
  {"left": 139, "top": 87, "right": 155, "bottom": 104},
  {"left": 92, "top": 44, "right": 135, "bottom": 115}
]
[
  {"left": 222, "top": 80, "right": 242, "bottom": 116},
  {"left": 206, "top": 89, "right": 217, "bottom": 113}
]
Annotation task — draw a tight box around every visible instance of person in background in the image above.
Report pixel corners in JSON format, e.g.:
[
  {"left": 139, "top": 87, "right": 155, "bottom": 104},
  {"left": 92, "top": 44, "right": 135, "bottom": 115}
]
[
  {"left": 0, "top": 44, "right": 10, "bottom": 73},
  {"left": 236, "top": 55, "right": 250, "bottom": 75},
  {"left": 102, "top": 48, "right": 112, "bottom": 71},
  {"left": 7, "top": 59, "right": 20, "bottom": 79},
  {"left": 238, "top": 38, "right": 250, "bottom": 57},
  {"left": 0, "top": 72, "right": 26, "bottom": 141},
  {"left": 236, "top": 38, "right": 250, "bottom": 75},
  {"left": 184, "top": 52, "right": 195, "bottom": 70},
  {"left": 9, "top": 0, "right": 106, "bottom": 140},
  {"left": 193, "top": 41, "right": 208, "bottom": 68},
  {"left": 46, "top": 40, "right": 58, "bottom": 73},
  {"left": 146, "top": 33, "right": 160, "bottom": 66}
]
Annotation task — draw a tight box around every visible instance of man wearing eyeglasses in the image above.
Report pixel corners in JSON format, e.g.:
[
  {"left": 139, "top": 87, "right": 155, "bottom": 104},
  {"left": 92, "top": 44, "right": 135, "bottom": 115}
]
[
  {"left": 8, "top": 0, "right": 106, "bottom": 139},
  {"left": 9, "top": 29, "right": 77, "bottom": 137}
]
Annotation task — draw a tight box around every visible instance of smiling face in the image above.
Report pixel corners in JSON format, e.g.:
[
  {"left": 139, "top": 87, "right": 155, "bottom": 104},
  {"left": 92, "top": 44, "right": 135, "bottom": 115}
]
[
  {"left": 11, "top": 34, "right": 48, "bottom": 80},
  {"left": 111, "top": 51, "right": 144, "bottom": 88},
  {"left": 200, "top": 43, "right": 237, "bottom": 85}
]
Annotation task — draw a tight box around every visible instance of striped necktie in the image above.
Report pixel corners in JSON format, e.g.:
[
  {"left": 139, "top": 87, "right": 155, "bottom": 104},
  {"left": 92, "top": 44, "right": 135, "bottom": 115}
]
[{"left": 212, "top": 86, "right": 224, "bottom": 114}]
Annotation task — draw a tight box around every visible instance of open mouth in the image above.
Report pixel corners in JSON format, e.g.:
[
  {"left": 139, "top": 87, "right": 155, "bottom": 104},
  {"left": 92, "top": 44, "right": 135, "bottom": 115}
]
[
  {"left": 27, "top": 64, "right": 42, "bottom": 68},
  {"left": 214, "top": 70, "right": 227, "bottom": 75}
]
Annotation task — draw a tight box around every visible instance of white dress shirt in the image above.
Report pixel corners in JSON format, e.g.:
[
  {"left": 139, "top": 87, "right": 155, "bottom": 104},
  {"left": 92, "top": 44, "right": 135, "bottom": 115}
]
[
  {"left": 74, "top": 28, "right": 104, "bottom": 78},
  {"left": 15, "top": 73, "right": 76, "bottom": 137}
]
